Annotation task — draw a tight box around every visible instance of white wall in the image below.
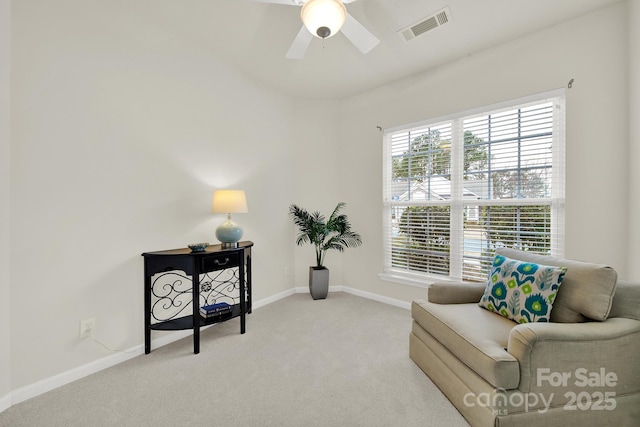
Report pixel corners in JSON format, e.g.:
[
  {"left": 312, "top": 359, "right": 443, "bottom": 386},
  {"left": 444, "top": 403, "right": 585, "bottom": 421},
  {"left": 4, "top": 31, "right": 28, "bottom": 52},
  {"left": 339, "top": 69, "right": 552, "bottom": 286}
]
[
  {"left": 10, "top": 0, "right": 296, "bottom": 390},
  {"left": 290, "top": 100, "right": 344, "bottom": 287},
  {"left": 339, "top": 1, "right": 633, "bottom": 303},
  {"left": 629, "top": 0, "right": 640, "bottom": 275},
  {"left": 0, "top": 0, "right": 12, "bottom": 408}
]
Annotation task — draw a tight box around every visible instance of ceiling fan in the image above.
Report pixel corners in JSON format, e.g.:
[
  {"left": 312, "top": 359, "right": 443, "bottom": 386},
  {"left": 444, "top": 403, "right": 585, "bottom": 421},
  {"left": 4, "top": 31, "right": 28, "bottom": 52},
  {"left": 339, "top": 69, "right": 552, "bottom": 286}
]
[{"left": 251, "top": 0, "right": 380, "bottom": 59}]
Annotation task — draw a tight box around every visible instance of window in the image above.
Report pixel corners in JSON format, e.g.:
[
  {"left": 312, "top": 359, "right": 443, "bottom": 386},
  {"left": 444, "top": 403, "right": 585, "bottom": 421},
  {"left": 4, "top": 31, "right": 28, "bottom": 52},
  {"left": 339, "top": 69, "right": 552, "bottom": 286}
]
[{"left": 382, "top": 91, "right": 565, "bottom": 284}]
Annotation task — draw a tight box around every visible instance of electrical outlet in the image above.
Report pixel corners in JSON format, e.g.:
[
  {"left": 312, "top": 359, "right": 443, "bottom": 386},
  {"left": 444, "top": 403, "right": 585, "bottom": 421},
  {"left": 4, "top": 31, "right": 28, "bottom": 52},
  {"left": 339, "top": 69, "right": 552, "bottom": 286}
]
[
  {"left": 285, "top": 266, "right": 290, "bottom": 276},
  {"left": 79, "top": 317, "right": 96, "bottom": 339}
]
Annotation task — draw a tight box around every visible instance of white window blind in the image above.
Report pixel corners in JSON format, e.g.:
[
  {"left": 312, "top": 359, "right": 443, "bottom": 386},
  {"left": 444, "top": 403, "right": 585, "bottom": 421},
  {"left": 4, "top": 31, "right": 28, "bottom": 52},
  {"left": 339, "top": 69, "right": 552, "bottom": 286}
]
[{"left": 382, "top": 91, "right": 565, "bottom": 283}]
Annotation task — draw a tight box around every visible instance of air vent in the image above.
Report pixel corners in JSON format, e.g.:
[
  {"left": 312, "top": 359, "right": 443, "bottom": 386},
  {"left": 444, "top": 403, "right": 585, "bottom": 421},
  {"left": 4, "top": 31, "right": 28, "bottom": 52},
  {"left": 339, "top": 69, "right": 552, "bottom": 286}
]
[{"left": 399, "top": 7, "right": 452, "bottom": 42}]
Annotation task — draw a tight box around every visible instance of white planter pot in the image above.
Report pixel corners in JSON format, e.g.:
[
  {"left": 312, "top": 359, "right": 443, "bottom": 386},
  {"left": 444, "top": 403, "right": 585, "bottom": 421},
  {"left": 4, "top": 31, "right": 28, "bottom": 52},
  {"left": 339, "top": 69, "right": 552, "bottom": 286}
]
[{"left": 309, "top": 267, "right": 329, "bottom": 300}]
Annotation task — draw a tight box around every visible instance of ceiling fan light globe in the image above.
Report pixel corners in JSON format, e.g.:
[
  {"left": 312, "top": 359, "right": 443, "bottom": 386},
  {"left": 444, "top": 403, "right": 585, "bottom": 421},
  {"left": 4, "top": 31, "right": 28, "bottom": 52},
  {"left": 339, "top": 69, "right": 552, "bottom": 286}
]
[{"left": 301, "top": 0, "right": 346, "bottom": 39}]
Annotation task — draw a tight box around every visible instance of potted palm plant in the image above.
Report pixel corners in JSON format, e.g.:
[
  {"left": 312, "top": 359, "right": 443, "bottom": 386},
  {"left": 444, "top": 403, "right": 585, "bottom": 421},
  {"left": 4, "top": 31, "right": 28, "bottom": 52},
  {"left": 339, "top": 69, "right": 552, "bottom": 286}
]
[{"left": 289, "top": 202, "right": 363, "bottom": 300}]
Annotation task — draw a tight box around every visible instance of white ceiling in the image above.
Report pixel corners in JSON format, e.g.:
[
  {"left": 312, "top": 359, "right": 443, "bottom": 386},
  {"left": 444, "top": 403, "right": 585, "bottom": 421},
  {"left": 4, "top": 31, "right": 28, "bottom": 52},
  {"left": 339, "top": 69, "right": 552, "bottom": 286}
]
[{"left": 121, "top": 0, "right": 622, "bottom": 99}]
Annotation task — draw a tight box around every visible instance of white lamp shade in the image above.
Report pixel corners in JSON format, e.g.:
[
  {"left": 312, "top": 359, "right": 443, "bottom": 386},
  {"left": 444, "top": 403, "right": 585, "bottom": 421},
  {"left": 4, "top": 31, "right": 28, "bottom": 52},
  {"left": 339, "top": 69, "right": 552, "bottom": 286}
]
[
  {"left": 212, "top": 190, "right": 248, "bottom": 214},
  {"left": 301, "top": 0, "right": 347, "bottom": 39}
]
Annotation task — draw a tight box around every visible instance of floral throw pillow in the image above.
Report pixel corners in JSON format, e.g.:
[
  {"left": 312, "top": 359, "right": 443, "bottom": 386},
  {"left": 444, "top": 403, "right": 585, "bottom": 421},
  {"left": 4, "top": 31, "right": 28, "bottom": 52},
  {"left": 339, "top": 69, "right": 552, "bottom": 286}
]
[{"left": 479, "top": 254, "right": 567, "bottom": 323}]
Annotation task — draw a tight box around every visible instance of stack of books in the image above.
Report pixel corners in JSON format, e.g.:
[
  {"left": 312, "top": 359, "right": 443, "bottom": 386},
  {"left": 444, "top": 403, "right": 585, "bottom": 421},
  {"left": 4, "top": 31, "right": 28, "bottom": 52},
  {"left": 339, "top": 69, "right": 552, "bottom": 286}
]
[{"left": 200, "top": 302, "right": 232, "bottom": 319}]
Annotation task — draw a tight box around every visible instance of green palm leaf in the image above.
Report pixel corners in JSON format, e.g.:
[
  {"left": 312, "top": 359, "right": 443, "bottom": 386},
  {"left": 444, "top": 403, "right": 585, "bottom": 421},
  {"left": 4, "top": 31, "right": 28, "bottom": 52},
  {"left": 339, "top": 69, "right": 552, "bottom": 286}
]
[{"left": 289, "top": 202, "right": 363, "bottom": 268}]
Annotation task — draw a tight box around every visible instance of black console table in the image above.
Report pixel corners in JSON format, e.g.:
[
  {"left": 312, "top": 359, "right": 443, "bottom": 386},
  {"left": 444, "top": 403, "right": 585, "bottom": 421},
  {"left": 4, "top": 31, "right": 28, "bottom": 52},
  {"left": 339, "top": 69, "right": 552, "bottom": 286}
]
[{"left": 141, "top": 241, "right": 253, "bottom": 354}]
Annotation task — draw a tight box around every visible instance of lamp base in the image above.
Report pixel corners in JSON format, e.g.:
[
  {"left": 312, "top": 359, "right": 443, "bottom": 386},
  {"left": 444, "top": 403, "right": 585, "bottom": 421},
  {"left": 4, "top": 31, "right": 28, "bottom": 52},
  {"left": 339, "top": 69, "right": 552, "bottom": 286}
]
[{"left": 215, "top": 217, "right": 243, "bottom": 248}]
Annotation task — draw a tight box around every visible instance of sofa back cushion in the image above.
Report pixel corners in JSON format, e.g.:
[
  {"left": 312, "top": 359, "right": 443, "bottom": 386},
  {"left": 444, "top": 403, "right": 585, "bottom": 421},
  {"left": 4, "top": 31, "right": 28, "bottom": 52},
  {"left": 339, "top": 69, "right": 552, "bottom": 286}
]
[
  {"left": 496, "top": 248, "right": 617, "bottom": 322},
  {"left": 608, "top": 280, "right": 640, "bottom": 320}
]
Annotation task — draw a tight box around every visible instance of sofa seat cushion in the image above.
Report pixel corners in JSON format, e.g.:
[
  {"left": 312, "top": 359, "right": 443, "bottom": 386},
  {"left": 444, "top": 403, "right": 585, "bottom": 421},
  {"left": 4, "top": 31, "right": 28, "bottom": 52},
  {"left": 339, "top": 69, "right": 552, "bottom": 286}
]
[{"left": 412, "top": 299, "right": 520, "bottom": 389}]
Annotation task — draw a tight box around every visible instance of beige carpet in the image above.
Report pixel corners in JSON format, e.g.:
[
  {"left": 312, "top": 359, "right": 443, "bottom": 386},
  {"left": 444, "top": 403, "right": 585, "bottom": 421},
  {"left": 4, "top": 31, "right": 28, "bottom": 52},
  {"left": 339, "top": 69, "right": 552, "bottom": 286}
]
[{"left": 0, "top": 292, "right": 469, "bottom": 426}]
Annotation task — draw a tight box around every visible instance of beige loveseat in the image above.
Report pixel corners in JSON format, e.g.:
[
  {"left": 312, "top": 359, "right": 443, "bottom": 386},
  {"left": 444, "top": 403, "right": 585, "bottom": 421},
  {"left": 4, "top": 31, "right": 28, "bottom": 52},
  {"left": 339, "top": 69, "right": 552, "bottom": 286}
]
[{"left": 409, "top": 248, "right": 640, "bottom": 426}]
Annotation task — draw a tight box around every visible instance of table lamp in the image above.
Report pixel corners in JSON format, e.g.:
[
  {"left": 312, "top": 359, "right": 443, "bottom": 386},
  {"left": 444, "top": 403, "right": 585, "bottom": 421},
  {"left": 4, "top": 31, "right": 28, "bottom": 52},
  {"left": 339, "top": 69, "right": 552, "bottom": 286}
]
[{"left": 212, "top": 190, "right": 248, "bottom": 248}]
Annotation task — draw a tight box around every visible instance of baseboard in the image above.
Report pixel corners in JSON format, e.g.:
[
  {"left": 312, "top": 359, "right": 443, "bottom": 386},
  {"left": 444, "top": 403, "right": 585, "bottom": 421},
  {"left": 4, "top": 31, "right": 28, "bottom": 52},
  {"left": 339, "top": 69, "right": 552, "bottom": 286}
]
[
  {"left": 1, "top": 285, "right": 405, "bottom": 413},
  {"left": 2, "top": 288, "right": 299, "bottom": 411},
  {"left": 294, "top": 285, "right": 411, "bottom": 310},
  {"left": 294, "top": 285, "right": 348, "bottom": 294},
  {"left": 293, "top": 285, "right": 343, "bottom": 295},
  {"left": 11, "top": 342, "right": 144, "bottom": 406},
  {"left": 253, "top": 288, "right": 296, "bottom": 310},
  {"left": 340, "top": 286, "right": 411, "bottom": 310},
  {"left": 0, "top": 392, "right": 10, "bottom": 413}
]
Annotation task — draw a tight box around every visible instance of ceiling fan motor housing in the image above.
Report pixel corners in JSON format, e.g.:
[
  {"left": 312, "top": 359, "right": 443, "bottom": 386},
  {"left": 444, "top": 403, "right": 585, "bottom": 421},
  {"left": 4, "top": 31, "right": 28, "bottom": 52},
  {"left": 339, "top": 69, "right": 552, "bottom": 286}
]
[
  {"left": 317, "top": 26, "right": 331, "bottom": 38},
  {"left": 301, "top": 0, "right": 347, "bottom": 39}
]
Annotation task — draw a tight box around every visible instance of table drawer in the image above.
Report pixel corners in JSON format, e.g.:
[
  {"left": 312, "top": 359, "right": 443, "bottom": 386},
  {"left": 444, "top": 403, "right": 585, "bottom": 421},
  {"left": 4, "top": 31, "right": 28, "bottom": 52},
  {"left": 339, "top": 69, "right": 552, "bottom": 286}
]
[{"left": 201, "top": 252, "right": 240, "bottom": 272}]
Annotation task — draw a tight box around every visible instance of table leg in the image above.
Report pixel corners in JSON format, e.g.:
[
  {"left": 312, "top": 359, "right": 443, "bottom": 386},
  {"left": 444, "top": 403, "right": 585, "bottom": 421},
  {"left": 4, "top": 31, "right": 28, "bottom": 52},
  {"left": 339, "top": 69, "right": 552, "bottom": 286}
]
[
  {"left": 192, "top": 267, "right": 200, "bottom": 354},
  {"left": 144, "top": 268, "right": 151, "bottom": 354},
  {"left": 240, "top": 260, "right": 246, "bottom": 334}
]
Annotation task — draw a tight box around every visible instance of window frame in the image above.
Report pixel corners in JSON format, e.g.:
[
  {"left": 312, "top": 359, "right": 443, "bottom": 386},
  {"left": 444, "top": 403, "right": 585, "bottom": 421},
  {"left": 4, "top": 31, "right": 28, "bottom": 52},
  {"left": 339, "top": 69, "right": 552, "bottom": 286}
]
[{"left": 380, "top": 90, "right": 566, "bottom": 287}]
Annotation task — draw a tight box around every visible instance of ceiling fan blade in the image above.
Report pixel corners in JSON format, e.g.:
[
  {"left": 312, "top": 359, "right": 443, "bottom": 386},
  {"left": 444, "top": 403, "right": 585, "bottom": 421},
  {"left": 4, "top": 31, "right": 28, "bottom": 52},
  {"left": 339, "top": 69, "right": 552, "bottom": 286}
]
[
  {"left": 249, "top": 0, "right": 301, "bottom": 5},
  {"left": 251, "top": 0, "right": 351, "bottom": 6},
  {"left": 286, "top": 26, "right": 314, "bottom": 59},
  {"left": 341, "top": 12, "right": 380, "bottom": 54}
]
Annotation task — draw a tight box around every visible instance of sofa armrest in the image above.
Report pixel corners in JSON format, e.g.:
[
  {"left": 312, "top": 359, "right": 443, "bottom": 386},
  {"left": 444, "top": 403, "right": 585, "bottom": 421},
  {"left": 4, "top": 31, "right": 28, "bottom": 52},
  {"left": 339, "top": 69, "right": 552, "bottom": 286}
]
[
  {"left": 508, "top": 318, "right": 640, "bottom": 394},
  {"left": 427, "top": 281, "right": 486, "bottom": 304}
]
